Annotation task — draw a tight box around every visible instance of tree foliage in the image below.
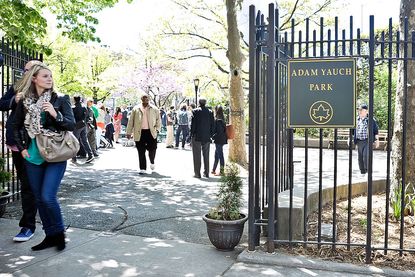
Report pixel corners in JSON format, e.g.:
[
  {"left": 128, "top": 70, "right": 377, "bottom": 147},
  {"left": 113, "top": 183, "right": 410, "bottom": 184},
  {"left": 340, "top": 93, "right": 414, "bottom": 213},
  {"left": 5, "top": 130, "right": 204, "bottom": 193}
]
[{"left": 0, "top": 0, "right": 133, "bottom": 52}]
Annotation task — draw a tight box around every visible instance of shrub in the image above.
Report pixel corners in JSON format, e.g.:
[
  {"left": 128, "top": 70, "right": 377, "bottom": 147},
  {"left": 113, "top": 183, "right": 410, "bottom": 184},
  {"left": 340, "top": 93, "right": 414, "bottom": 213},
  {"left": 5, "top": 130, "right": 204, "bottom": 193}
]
[{"left": 208, "top": 163, "right": 243, "bottom": 220}]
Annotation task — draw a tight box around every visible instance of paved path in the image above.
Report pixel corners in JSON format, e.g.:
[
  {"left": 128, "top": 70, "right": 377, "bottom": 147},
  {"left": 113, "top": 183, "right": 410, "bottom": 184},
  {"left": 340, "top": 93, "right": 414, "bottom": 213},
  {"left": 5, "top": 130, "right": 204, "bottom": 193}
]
[{"left": 0, "top": 142, "right": 412, "bottom": 276}]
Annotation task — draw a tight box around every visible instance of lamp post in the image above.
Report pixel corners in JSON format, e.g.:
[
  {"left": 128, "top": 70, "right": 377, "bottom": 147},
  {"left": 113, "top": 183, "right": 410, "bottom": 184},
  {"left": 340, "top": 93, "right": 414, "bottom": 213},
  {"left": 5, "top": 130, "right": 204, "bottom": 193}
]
[{"left": 193, "top": 78, "right": 199, "bottom": 105}]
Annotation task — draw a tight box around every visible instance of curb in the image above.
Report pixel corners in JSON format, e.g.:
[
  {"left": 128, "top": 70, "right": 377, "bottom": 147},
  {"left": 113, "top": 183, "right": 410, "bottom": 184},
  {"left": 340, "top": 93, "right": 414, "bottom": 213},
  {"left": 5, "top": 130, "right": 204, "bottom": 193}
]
[{"left": 237, "top": 249, "right": 415, "bottom": 277}]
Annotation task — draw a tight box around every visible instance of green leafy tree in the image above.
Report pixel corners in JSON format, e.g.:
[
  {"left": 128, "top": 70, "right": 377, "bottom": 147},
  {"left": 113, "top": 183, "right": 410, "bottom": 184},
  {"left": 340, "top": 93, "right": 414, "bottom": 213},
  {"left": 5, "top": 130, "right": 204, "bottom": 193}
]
[{"left": 0, "top": 0, "right": 133, "bottom": 52}]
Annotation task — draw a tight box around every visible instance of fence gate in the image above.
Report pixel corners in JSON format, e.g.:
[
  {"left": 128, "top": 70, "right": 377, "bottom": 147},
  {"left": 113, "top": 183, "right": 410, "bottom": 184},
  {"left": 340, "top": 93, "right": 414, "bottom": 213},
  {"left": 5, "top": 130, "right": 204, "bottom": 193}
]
[
  {"left": 0, "top": 38, "right": 42, "bottom": 199},
  {"left": 248, "top": 3, "right": 415, "bottom": 263}
]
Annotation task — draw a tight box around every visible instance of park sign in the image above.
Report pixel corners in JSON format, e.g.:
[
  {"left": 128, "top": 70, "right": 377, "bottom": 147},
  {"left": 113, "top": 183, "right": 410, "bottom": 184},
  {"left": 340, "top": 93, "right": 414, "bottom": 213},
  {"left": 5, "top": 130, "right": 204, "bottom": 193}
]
[{"left": 287, "top": 58, "right": 356, "bottom": 128}]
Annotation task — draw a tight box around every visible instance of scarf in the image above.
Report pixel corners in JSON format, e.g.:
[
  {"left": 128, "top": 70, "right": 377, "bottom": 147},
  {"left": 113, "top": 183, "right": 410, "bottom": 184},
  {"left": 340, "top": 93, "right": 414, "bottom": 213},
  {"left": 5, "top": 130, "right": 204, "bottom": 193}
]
[{"left": 23, "top": 90, "right": 52, "bottom": 138}]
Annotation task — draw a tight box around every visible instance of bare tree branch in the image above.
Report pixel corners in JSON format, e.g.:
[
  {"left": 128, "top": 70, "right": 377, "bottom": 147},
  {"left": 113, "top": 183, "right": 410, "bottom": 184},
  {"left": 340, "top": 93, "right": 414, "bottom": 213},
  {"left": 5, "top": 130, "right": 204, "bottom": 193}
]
[
  {"left": 162, "top": 30, "right": 227, "bottom": 50},
  {"left": 280, "top": 0, "right": 332, "bottom": 30},
  {"left": 171, "top": 0, "right": 225, "bottom": 28},
  {"left": 280, "top": 0, "right": 300, "bottom": 28}
]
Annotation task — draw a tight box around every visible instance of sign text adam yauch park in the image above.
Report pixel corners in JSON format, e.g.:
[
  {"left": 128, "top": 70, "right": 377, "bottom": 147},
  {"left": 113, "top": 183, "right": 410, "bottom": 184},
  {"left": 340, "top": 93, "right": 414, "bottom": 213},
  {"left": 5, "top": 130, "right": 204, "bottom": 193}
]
[{"left": 287, "top": 58, "right": 356, "bottom": 128}]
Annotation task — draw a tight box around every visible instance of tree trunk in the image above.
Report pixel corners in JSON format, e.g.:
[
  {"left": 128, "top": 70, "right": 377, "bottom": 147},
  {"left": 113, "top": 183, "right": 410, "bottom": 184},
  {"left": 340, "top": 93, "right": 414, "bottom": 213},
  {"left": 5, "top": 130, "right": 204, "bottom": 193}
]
[
  {"left": 391, "top": 0, "right": 415, "bottom": 191},
  {"left": 225, "top": 0, "right": 247, "bottom": 166}
]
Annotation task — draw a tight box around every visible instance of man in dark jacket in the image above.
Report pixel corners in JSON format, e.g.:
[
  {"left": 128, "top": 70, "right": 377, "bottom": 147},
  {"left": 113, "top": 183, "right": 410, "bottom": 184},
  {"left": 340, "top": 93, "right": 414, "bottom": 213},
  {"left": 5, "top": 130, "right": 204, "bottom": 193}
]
[
  {"left": 191, "top": 98, "right": 215, "bottom": 178},
  {"left": 353, "top": 103, "right": 379, "bottom": 174},
  {"left": 72, "top": 96, "right": 94, "bottom": 163},
  {"left": 0, "top": 60, "right": 39, "bottom": 242}
]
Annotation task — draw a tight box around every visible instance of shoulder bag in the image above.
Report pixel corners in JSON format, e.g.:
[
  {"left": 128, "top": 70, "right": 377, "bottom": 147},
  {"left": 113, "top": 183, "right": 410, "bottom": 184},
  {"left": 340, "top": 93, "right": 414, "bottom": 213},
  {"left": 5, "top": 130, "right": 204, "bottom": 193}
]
[
  {"left": 36, "top": 131, "right": 80, "bottom": 163},
  {"left": 226, "top": 124, "right": 235, "bottom": 140}
]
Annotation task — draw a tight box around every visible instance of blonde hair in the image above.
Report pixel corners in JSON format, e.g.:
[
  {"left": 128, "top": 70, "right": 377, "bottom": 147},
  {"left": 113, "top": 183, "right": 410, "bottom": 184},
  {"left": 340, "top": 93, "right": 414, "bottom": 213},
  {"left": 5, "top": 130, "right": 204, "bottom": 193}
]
[{"left": 15, "top": 62, "right": 54, "bottom": 99}]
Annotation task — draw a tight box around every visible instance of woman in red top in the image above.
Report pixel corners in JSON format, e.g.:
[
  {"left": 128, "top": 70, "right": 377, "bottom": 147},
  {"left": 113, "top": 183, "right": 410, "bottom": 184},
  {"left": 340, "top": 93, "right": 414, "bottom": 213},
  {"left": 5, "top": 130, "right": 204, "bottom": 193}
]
[{"left": 113, "top": 107, "right": 123, "bottom": 143}]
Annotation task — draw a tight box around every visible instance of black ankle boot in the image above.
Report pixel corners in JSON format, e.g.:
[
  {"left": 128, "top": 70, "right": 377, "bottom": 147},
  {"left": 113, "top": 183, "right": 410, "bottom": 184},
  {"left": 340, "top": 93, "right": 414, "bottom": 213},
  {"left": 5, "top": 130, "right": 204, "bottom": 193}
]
[
  {"left": 55, "top": 232, "right": 66, "bottom": 251},
  {"left": 31, "top": 236, "right": 54, "bottom": 251}
]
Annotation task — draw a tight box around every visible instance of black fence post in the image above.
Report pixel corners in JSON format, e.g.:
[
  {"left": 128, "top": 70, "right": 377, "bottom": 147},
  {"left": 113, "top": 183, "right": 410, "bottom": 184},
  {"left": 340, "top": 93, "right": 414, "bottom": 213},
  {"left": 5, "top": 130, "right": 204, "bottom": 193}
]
[
  {"left": 266, "top": 2, "right": 276, "bottom": 253},
  {"left": 248, "top": 4, "right": 257, "bottom": 251},
  {"left": 366, "top": 15, "right": 375, "bottom": 264}
]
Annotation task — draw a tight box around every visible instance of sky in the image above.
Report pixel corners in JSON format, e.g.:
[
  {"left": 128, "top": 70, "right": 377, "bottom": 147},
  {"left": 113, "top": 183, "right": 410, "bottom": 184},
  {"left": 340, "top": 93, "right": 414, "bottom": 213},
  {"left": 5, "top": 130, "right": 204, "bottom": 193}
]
[{"left": 94, "top": 0, "right": 400, "bottom": 51}]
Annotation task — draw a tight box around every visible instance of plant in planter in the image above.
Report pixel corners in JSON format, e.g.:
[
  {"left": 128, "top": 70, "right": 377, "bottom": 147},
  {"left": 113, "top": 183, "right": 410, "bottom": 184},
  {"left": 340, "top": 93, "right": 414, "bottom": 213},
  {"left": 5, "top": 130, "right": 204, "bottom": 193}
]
[
  {"left": 0, "top": 157, "right": 12, "bottom": 218},
  {"left": 202, "top": 163, "right": 247, "bottom": 251}
]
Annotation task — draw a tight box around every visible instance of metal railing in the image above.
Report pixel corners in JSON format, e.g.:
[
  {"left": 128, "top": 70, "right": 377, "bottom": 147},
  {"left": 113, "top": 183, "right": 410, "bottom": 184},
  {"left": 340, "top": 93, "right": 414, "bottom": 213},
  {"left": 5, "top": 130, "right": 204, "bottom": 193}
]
[
  {"left": 0, "top": 38, "right": 42, "bottom": 200},
  {"left": 248, "top": 3, "right": 414, "bottom": 263}
]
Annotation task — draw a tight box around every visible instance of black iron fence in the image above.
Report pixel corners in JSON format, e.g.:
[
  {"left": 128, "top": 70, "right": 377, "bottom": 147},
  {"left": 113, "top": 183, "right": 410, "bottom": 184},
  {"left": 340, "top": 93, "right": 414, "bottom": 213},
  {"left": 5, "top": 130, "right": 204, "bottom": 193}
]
[
  {"left": 248, "top": 3, "right": 414, "bottom": 263},
  {"left": 0, "top": 38, "right": 42, "bottom": 200}
]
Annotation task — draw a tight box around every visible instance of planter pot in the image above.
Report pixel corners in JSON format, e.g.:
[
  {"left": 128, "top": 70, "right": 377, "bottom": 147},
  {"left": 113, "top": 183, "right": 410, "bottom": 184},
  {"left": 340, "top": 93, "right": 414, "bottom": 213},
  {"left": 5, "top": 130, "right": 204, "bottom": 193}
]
[
  {"left": 202, "top": 213, "right": 248, "bottom": 251},
  {"left": 0, "top": 191, "right": 12, "bottom": 218}
]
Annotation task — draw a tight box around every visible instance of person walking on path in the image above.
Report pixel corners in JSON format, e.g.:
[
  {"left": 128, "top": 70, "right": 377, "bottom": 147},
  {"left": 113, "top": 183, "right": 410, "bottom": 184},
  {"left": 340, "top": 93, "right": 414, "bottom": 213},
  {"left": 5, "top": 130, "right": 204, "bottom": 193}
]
[
  {"left": 86, "top": 99, "right": 99, "bottom": 158},
  {"left": 72, "top": 96, "right": 94, "bottom": 163},
  {"left": 191, "top": 98, "right": 214, "bottom": 178},
  {"left": 187, "top": 103, "right": 196, "bottom": 145},
  {"left": 0, "top": 60, "right": 41, "bottom": 242},
  {"left": 211, "top": 105, "right": 227, "bottom": 176},
  {"left": 165, "top": 106, "right": 176, "bottom": 148},
  {"left": 121, "top": 105, "right": 129, "bottom": 129},
  {"left": 160, "top": 107, "right": 167, "bottom": 129},
  {"left": 126, "top": 95, "right": 161, "bottom": 174},
  {"left": 113, "top": 107, "right": 123, "bottom": 143},
  {"left": 175, "top": 104, "right": 189, "bottom": 149},
  {"left": 96, "top": 105, "right": 106, "bottom": 147},
  {"left": 12, "top": 62, "right": 76, "bottom": 251},
  {"left": 353, "top": 103, "right": 379, "bottom": 174}
]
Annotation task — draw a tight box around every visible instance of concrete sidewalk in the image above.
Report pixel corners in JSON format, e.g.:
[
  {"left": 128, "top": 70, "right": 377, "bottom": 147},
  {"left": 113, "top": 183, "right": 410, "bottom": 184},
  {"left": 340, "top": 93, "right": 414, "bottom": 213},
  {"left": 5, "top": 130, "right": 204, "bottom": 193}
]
[
  {"left": 2, "top": 217, "right": 403, "bottom": 277},
  {"left": 0, "top": 143, "right": 413, "bottom": 276}
]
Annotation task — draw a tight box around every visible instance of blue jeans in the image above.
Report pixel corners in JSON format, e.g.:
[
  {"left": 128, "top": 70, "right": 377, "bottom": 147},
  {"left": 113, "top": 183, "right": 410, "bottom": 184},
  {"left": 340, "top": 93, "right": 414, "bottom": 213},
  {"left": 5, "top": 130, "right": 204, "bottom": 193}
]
[
  {"left": 212, "top": 144, "right": 225, "bottom": 172},
  {"left": 25, "top": 161, "right": 67, "bottom": 236},
  {"left": 175, "top": 125, "right": 189, "bottom": 147}
]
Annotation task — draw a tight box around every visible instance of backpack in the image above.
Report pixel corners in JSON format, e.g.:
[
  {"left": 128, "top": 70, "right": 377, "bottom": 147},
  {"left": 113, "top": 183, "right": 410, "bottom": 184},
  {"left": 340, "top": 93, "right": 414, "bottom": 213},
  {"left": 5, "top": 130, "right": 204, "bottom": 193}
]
[{"left": 178, "top": 110, "right": 188, "bottom": 125}]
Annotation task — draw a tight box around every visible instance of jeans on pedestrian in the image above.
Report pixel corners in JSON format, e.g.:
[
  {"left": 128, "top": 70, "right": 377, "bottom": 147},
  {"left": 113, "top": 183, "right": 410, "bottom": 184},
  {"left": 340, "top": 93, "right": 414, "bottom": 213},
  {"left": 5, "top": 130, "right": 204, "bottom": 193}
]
[
  {"left": 12, "top": 151, "right": 37, "bottom": 232},
  {"left": 212, "top": 144, "right": 225, "bottom": 172},
  {"left": 175, "top": 125, "right": 189, "bottom": 148},
  {"left": 135, "top": 129, "right": 157, "bottom": 170},
  {"left": 74, "top": 126, "right": 93, "bottom": 157},
  {"left": 25, "top": 161, "right": 67, "bottom": 236}
]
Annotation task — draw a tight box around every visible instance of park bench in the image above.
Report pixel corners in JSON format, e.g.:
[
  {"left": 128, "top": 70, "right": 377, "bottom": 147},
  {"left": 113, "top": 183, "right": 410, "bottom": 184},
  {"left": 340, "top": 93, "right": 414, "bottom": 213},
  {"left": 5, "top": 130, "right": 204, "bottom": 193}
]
[
  {"left": 328, "top": 129, "right": 351, "bottom": 149},
  {"left": 328, "top": 129, "right": 389, "bottom": 150}
]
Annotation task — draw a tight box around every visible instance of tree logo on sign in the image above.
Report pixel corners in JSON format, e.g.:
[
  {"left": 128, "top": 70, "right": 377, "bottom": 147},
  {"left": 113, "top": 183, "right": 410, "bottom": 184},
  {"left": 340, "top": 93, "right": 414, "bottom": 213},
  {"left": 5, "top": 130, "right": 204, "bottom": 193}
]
[{"left": 309, "top": 101, "right": 333, "bottom": 124}]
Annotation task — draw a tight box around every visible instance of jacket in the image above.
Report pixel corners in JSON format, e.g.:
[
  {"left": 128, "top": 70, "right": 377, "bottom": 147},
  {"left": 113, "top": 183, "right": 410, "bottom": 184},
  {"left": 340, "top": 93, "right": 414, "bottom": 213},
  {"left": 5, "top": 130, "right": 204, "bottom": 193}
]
[
  {"left": 13, "top": 92, "right": 76, "bottom": 152},
  {"left": 0, "top": 86, "right": 18, "bottom": 146},
  {"left": 353, "top": 116, "right": 379, "bottom": 144},
  {"left": 191, "top": 106, "right": 214, "bottom": 143},
  {"left": 73, "top": 102, "right": 87, "bottom": 128},
  {"left": 126, "top": 104, "right": 161, "bottom": 141},
  {"left": 213, "top": 119, "right": 227, "bottom": 145}
]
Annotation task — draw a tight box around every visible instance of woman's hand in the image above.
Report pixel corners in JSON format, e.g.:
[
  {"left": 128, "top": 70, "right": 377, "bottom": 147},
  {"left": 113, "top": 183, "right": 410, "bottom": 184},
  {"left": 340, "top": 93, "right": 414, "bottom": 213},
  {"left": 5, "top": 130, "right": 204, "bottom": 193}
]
[
  {"left": 21, "top": 149, "right": 29, "bottom": 159},
  {"left": 42, "top": 102, "right": 57, "bottom": 118},
  {"left": 15, "top": 93, "right": 23, "bottom": 103}
]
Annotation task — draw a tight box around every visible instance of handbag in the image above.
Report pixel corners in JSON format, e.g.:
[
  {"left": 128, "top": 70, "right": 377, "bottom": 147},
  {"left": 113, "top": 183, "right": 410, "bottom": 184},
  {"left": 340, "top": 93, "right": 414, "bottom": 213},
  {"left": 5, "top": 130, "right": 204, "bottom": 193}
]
[
  {"left": 36, "top": 131, "right": 80, "bottom": 163},
  {"left": 226, "top": 124, "right": 235, "bottom": 140}
]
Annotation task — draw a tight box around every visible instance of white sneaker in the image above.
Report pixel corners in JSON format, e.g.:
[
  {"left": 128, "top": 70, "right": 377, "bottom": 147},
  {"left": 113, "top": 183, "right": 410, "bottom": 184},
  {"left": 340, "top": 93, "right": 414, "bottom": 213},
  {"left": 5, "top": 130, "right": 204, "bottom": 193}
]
[
  {"left": 150, "top": 164, "right": 155, "bottom": 170},
  {"left": 139, "top": 169, "right": 146, "bottom": 174}
]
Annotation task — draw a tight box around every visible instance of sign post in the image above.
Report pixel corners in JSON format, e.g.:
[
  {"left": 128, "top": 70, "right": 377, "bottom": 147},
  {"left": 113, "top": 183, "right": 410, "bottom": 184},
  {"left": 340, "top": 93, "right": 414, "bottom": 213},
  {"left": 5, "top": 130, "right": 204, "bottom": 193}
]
[{"left": 287, "top": 58, "right": 356, "bottom": 128}]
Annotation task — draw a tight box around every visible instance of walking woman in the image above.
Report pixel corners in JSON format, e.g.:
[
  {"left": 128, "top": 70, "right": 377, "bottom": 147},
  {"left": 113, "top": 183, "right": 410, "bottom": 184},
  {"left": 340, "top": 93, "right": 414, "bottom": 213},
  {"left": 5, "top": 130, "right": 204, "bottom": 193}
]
[
  {"left": 113, "top": 106, "right": 123, "bottom": 143},
  {"left": 13, "top": 62, "right": 76, "bottom": 251},
  {"left": 211, "top": 105, "right": 227, "bottom": 176}
]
